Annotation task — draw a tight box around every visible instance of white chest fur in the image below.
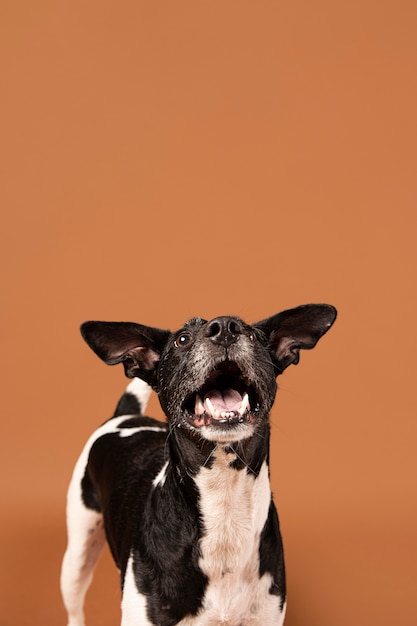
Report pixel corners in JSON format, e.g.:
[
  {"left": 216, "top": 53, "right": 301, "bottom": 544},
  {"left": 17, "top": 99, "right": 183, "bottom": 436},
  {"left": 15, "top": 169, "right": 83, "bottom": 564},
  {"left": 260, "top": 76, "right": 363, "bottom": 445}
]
[{"left": 178, "top": 449, "right": 285, "bottom": 626}]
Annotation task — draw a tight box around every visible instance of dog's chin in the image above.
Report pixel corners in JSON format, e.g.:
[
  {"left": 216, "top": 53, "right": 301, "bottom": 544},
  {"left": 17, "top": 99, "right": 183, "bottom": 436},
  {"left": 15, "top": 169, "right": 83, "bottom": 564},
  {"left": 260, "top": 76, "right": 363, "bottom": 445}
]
[{"left": 184, "top": 413, "right": 257, "bottom": 443}]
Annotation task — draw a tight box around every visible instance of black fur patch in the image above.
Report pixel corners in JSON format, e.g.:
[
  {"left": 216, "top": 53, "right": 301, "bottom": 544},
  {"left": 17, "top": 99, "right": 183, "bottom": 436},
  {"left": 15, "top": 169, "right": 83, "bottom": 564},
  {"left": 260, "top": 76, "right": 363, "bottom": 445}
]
[{"left": 113, "top": 391, "right": 141, "bottom": 417}]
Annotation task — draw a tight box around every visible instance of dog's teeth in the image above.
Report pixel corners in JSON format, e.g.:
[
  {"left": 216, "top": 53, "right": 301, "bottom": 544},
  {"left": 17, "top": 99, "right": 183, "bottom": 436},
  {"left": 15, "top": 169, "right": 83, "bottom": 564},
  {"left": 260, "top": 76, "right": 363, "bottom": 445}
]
[
  {"left": 195, "top": 395, "right": 205, "bottom": 416},
  {"left": 205, "top": 397, "right": 216, "bottom": 417},
  {"left": 238, "top": 392, "right": 250, "bottom": 416}
]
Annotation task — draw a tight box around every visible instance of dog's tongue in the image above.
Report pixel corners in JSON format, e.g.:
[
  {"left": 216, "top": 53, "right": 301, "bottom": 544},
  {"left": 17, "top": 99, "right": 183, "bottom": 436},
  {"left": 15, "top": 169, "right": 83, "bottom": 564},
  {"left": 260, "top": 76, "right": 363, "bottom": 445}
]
[{"left": 204, "top": 388, "right": 243, "bottom": 412}]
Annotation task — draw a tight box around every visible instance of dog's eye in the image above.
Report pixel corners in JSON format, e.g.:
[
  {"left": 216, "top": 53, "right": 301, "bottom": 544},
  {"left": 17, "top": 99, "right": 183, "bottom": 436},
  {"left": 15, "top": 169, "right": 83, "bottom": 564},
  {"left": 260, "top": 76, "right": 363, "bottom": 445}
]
[{"left": 175, "top": 333, "right": 192, "bottom": 348}]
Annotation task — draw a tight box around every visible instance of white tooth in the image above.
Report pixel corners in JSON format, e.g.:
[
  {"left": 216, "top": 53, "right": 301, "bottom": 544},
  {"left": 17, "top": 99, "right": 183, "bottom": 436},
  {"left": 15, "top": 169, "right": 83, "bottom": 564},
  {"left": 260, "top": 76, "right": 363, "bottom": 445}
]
[
  {"left": 195, "top": 395, "right": 205, "bottom": 416},
  {"left": 238, "top": 392, "right": 250, "bottom": 416},
  {"left": 205, "top": 397, "right": 216, "bottom": 417}
]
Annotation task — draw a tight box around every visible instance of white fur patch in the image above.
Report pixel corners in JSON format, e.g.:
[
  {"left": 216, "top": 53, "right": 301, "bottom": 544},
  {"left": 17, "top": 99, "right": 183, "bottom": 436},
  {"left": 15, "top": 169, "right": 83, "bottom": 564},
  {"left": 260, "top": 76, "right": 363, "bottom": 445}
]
[
  {"left": 121, "top": 553, "right": 152, "bottom": 626},
  {"left": 126, "top": 377, "right": 152, "bottom": 410},
  {"left": 195, "top": 422, "right": 256, "bottom": 444},
  {"left": 178, "top": 448, "right": 285, "bottom": 626},
  {"left": 152, "top": 460, "right": 169, "bottom": 488},
  {"left": 118, "top": 425, "right": 167, "bottom": 437}
]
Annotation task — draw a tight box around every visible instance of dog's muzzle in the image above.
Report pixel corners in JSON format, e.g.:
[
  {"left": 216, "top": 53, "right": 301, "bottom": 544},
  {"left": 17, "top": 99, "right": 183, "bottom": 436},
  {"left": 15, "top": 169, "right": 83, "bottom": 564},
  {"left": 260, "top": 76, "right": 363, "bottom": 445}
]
[{"left": 182, "top": 360, "right": 261, "bottom": 432}]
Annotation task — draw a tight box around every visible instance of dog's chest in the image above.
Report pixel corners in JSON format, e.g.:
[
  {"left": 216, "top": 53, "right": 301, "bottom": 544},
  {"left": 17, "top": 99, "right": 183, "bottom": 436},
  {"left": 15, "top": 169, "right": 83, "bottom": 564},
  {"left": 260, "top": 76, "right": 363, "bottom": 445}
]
[
  {"left": 196, "top": 450, "right": 271, "bottom": 577},
  {"left": 183, "top": 450, "right": 281, "bottom": 625}
]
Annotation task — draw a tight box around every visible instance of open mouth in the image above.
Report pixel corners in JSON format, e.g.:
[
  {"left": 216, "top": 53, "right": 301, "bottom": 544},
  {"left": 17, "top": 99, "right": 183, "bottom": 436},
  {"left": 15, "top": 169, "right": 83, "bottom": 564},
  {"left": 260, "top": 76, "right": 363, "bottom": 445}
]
[{"left": 183, "top": 361, "right": 260, "bottom": 429}]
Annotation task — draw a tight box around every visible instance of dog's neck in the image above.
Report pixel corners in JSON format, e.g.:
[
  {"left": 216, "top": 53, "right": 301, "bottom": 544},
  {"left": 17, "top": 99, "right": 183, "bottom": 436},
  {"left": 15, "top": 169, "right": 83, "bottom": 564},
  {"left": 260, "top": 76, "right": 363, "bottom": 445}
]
[{"left": 168, "top": 421, "right": 271, "bottom": 481}]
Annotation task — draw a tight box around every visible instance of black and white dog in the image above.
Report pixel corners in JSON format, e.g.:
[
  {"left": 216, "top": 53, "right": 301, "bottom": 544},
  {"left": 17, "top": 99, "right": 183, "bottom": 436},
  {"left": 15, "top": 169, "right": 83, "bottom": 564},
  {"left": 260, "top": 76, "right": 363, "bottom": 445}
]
[{"left": 61, "top": 304, "right": 336, "bottom": 626}]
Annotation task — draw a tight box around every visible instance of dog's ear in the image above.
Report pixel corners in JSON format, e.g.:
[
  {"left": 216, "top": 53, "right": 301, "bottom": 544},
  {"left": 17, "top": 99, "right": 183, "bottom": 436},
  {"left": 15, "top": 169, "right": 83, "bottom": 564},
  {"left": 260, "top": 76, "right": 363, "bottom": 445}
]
[
  {"left": 254, "top": 304, "right": 337, "bottom": 374},
  {"left": 80, "top": 321, "right": 171, "bottom": 387}
]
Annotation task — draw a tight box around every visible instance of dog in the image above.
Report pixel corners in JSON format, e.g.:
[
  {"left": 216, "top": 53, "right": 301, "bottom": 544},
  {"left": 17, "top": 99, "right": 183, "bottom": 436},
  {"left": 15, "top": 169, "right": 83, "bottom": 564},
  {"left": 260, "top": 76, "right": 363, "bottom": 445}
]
[{"left": 61, "top": 303, "right": 336, "bottom": 626}]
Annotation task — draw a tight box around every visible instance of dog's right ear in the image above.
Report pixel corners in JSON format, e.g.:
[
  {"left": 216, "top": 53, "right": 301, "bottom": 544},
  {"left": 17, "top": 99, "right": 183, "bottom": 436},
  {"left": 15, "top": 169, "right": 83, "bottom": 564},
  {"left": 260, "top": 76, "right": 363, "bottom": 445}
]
[{"left": 80, "top": 321, "right": 171, "bottom": 388}]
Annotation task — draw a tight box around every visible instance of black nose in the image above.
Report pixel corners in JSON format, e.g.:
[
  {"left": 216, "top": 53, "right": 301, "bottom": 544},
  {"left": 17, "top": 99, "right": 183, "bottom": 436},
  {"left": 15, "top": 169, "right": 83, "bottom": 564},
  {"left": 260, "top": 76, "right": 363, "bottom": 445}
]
[{"left": 205, "top": 316, "right": 243, "bottom": 347}]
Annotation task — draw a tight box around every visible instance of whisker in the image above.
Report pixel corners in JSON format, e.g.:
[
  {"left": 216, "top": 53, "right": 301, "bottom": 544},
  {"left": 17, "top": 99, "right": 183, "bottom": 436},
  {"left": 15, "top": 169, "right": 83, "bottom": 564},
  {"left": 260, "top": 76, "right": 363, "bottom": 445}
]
[
  {"left": 231, "top": 445, "right": 254, "bottom": 473},
  {"left": 202, "top": 446, "right": 217, "bottom": 467},
  {"left": 163, "top": 422, "right": 176, "bottom": 459}
]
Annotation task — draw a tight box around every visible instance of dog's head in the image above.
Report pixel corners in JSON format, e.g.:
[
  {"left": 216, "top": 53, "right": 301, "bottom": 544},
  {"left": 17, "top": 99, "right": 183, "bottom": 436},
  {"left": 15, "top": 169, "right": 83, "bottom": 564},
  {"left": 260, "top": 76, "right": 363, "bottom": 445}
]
[{"left": 81, "top": 304, "right": 336, "bottom": 443}]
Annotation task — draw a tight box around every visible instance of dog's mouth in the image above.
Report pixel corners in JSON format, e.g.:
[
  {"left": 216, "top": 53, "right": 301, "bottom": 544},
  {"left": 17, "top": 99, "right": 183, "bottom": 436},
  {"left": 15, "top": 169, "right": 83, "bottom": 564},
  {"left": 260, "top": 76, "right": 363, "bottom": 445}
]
[{"left": 183, "top": 361, "right": 260, "bottom": 429}]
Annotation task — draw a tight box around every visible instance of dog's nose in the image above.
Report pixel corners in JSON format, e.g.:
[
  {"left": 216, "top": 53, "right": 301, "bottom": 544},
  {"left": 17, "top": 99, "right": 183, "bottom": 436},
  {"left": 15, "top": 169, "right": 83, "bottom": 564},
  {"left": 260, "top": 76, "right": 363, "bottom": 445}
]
[{"left": 205, "top": 317, "right": 243, "bottom": 347}]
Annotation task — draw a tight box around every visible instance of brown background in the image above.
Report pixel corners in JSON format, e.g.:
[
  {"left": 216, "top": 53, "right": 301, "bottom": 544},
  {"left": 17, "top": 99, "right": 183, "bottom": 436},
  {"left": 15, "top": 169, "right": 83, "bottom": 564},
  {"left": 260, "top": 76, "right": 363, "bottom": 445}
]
[{"left": 1, "top": 1, "right": 416, "bottom": 625}]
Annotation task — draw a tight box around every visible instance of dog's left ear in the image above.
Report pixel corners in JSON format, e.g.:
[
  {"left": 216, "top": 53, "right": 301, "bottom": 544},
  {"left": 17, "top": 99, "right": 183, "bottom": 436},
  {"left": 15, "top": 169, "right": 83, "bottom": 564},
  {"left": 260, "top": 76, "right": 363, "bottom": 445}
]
[
  {"left": 80, "top": 321, "right": 171, "bottom": 388},
  {"left": 254, "top": 304, "right": 337, "bottom": 374}
]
